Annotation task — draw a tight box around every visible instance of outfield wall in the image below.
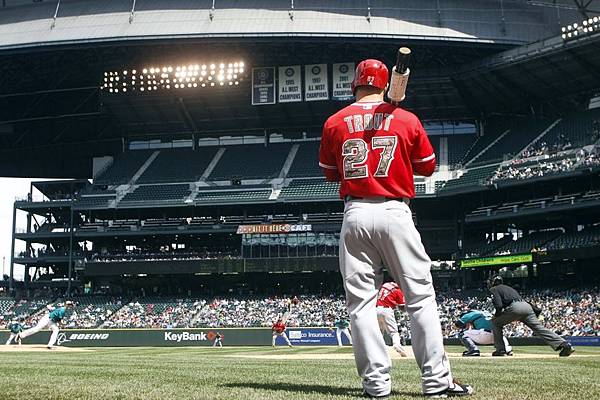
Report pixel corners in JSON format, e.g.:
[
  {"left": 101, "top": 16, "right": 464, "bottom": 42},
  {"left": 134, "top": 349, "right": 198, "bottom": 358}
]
[{"left": 1, "top": 328, "right": 597, "bottom": 347}]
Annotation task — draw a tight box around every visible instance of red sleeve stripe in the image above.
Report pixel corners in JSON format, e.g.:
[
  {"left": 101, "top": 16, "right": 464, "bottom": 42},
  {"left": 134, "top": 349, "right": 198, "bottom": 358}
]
[
  {"left": 319, "top": 162, "right": 338, "bottom": 170},
  {"left": 412, "top": 153, "right": 436, "bottom": 163}
]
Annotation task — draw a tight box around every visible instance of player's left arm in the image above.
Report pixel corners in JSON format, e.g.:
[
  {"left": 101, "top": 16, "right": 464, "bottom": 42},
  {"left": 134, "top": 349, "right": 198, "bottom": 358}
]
[
  {"left": 319, "top": 119, "right": 341, "bottom": 182},
  {"left": 455, "top": 312, "right": 471, "bottom": 329},
  {"left": 454, "top": 320, "right": 466, "bottom": 329},
  {"left": 410, "top": 119, "right": 436, "bottom": 176}
]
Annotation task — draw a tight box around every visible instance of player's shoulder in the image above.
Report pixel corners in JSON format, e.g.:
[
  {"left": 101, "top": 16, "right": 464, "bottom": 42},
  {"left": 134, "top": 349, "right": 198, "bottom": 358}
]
[
  {"left": 324, "top": 105, "right": 354, "bottom": 127},
  {"left": 460, "top": 311, "right": 475, "bottom": 320},
  {"left": 390, "top": 106, "right": 422, "bottom": 126}
]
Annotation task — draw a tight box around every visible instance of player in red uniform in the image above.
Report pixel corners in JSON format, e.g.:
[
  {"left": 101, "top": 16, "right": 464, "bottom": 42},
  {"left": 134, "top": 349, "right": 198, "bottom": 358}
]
[
  {"left": 376, "top": 281, "right": 408, "bottom": 357},
  {"left": 271, "top": 318, "right": 292, "bottom": 348},
  {"left": 320, "top": 59, "right": 473, "bottom": 398}
]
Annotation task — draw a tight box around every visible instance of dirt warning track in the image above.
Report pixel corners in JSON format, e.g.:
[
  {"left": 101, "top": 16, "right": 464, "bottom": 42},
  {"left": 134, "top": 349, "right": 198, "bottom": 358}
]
[
  {"left": 227, "top": 347, "right": 595, "bottom": 361},
  {"left": 0, "top": 345, "right": 92, "bottom": 352}
]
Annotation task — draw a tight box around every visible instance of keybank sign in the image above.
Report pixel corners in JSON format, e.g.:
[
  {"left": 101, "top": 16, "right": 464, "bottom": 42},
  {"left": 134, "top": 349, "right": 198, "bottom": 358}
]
[{"left": 164, "top": 331, "right": 208, "bottom": 342}]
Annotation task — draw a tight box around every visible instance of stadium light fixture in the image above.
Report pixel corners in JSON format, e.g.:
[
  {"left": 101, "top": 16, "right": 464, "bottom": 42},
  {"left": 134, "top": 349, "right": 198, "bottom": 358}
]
[
  {"left": 562, "top": 17, "right": 600, "bottom": 41},
  {"left": 101, "top": 60, "right": 246, "bottom": 94}
]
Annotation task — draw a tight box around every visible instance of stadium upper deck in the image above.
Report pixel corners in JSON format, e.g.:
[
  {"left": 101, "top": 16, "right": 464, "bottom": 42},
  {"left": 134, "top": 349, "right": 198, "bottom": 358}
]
[{"left": 0, "top": 0, "right": 598, "bottom": 179}]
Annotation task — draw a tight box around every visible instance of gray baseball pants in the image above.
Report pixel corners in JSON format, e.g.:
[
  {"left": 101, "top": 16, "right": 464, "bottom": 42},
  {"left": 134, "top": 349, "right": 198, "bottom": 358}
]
[
  {"left": 492, "top": 301, "right": 565, "bottom": 351},
  {"left": 339, "top": 198, "right": 453, "bottom": 397}
]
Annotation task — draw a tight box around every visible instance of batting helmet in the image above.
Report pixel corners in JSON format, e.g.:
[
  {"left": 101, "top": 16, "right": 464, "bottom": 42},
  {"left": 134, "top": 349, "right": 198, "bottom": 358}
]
[{"left": 351, "top": 59, "right": 389, "bottom": 94}]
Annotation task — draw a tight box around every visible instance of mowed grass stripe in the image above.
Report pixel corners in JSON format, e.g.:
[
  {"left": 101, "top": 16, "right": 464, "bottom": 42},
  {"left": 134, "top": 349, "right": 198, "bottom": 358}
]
[{"left": 0, "top": 346, "right": 598, "bottom": 400}]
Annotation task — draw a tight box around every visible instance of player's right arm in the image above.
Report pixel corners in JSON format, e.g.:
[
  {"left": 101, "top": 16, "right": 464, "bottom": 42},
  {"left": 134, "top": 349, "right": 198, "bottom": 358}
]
[
  {"left": 410, "top": 118, "right": 436, "bottom": 177},
  {"left": 319, "top": 118, "right": 341, "bottom": 182}
]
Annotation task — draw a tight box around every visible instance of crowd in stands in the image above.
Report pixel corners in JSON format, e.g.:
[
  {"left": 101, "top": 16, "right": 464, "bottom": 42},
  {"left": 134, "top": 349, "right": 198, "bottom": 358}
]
[
  {"left": 434, "top": 288, "right": 599, "bottom": 338},
  {"left": 193, "top": 295, "right": 347, "bottom": 328},
  {"left": 91, "top": 249, "right": 240, "bottom": 263},
  {"left": 581, "top": 146, "right": 600, "bottom": 168},
  {"left": 520, "top": 134, "right": 573, "bottom": 159},
  {"left": 64, "top": 297, "right": 125, "bottom": 328},
  {"left": 18, "top": 247, "right": 84, "bottom": 258},
  {"left": 2, "top": 289, "right": 598, "bottom": 338},
  {"left": 102, "top": 299, "right": 206, "bottom": 329},
  {"left": 487, "top": 121, "right": 600, "bottom": 184},
  {"left": 489, "top": 157, "right": 575, "bottom": 183}
]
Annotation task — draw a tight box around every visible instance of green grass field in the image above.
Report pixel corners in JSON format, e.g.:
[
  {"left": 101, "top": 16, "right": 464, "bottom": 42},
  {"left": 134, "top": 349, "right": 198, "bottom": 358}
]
[{"left": 1, "top": 346, "right": 599, "bottom": 400}]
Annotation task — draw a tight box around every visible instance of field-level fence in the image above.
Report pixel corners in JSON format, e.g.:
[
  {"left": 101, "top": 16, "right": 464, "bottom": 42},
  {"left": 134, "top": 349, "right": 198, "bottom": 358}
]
[{"left": 1, "top": 328, "right": 598, "bottom": 347}]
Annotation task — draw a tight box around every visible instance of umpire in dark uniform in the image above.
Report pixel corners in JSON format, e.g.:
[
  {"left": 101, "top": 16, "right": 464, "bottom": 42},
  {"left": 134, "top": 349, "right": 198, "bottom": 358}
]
[{"left": 488, "top": 276, "right": 574, "bottom": 357}]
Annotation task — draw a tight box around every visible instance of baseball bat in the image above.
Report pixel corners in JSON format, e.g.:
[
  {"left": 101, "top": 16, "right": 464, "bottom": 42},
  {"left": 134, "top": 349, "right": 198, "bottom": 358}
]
[{"left": 387, "top": 47, "right": 411, "bottom": 104}]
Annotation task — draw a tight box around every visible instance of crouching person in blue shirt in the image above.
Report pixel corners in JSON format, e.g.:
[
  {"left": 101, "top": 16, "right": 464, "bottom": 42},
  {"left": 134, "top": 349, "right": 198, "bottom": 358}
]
[{"left": 456, "top": 302, "right": 512, "bottom": 356}]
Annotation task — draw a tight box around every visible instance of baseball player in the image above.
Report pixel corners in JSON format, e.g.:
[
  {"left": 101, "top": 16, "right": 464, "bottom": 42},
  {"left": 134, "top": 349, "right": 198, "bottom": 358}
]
[
  {"left": 19, "top": 301, "right": 74, "bottom": 349},
  {"left": 319, "top": 59, "right": 473, "bottom": 397},
  {"left": 376, "top": 281, "right": 408, "bottom": 357},
  {"left": 5, "top": 319, "right": 23, "bottom": 345},
  {"left": 271, "top": 318, "right": 293, "bottom": 348},
  {"left": 281, "top": 296, "right": 298, "bottom": 323},
  {"left": 489, "top": 276, "right": 574, "bottom": 357},
  {"left": 455, "top": 302, "right": 512, "bottom": 356},
  {"left": 333, "top": 317, "right": 353, "bottom": 346},
  {"left": 213, "top": 332, "right": 223, "bottom": 348}
]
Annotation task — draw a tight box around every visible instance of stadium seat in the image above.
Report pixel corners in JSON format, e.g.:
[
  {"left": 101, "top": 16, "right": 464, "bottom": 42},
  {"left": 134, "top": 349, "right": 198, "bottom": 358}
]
[
  {"left": 446, "top": 135, "right": 477, "bottom": 166},
  {"left": 194, "top": 188, "right": 272, "bottom": 203},
  {"left": 474, "top": 119, "right": 551, "bottom": 164},
  {"left": 209, "top": 143, "right": 292, "bottom": 181},
  {"left": 492, "top": 231, "right": 562, "bottom": 255},
  {"left": 137, "top": 147, "right": 219, "bottom": 183},
  {"left": 121, "top": 184, "right": 192, "bottom": 203},
  {"left": 279, "top": 179, "right": 340, "bottom": 200},
  {"left": 545, "top": 225, "right": 600, "bottom": 251},
  {"left": 94, "top": 150, "right": 154, "bottom": 185},
  {"left": 440, "top": 164, "right": 500, "bottom": 192},
  {"left": 287, "top": 141, "right": 321, "bottom": 177}
]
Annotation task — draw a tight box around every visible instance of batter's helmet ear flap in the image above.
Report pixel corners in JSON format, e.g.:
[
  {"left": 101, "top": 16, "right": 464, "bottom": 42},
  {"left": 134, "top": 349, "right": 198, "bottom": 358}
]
[{"left": 352, "top": 59, "right": 389, "bottom": 95}]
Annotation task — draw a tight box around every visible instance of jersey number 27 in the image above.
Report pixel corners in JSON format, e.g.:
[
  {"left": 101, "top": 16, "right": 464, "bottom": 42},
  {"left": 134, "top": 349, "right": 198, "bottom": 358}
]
[{"left": 342, "top": 137, "right": 397, "bottom": 179}]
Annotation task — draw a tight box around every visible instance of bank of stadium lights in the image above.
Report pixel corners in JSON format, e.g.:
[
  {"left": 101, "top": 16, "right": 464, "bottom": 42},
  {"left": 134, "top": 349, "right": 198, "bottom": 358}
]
[
  {"left": 101, "top": 62, "right": 245, "bottom": 93},
  {"left": 562, "top": 17, "right": 600, "bottom": 41}
]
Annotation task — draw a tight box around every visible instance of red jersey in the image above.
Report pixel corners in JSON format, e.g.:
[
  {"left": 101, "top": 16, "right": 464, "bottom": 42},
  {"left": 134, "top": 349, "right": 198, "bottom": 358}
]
[
  {"left": 319, "top": 101, "right": 436, "bottom": 199},
  {"left": 272, "top": 321, "right": 286, "bottom": 333},
  {"left": 376, "top": 282, "right": 405, "bottom": 309}
]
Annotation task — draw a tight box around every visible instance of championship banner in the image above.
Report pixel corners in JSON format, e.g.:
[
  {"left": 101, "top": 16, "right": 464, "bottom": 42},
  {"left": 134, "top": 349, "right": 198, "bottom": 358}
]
[
  {"left": 332, "top": 62, "right": 354, "bottom": 101},
  {"left": 460, "top": 253, "right": 533, "bottom": 268},
  {"left": 236, "top": 224, "right": 312, "bottom": 234},
  {"left": 252, "top": 67, "right": 276, "bottom": 105},
  {"left": 278, "top": 65, "right": 302, "bottom": 103},
  {"left": 304, "top": 64, "right": 329, "bottom": 101}
]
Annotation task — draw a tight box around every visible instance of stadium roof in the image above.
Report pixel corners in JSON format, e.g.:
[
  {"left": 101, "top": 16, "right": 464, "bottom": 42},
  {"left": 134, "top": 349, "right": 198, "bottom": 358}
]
[
  {"left": 0, "top": 0, "right": 598, "bottom": 178},
  {"left": 0, "top": 0, "right": 582, "bottom": 51}
]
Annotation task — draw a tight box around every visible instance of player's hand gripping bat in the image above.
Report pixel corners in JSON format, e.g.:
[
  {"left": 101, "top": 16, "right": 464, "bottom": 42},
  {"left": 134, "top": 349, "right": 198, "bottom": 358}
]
[{"left": 387, "top": 47, "right": 411, "bottom": 105}]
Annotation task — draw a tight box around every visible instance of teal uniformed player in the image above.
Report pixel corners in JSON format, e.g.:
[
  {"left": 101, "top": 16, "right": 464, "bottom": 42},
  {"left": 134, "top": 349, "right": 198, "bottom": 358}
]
[
  {"left": 455, "top": 303, "right": 512, "bottom": 356},
  {"left": 5, "top": 319, "right": 23, "bottom": 345},
  {"left": 19, "top": 301, "right": 74, "bottom": 349},
  {"left": 333, "top": 317, "right": 353, "bottom": 346}
]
